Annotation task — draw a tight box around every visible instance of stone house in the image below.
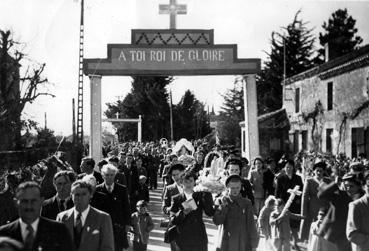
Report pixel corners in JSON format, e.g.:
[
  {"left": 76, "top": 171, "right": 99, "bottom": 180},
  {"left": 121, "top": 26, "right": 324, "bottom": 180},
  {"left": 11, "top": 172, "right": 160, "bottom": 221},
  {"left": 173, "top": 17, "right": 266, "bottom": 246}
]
[{"left": 283, "top": 45, "right": 369, "bottom": 158}]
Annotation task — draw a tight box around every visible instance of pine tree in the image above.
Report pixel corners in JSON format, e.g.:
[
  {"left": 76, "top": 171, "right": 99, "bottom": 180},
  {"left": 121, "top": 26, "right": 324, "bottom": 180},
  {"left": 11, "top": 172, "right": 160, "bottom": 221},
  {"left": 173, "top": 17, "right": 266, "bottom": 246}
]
[
  {"left": 220, "top": 80, "right": 244, "bottom": 121},
  {"left": 317, "top": 8, "right": 363, "bottom": 62},
  {"left": 173, "top": 90, "right": 210, "bottom": 140},
  {"left": 258, "top": 10, "right": 316, "bottom": 115}
]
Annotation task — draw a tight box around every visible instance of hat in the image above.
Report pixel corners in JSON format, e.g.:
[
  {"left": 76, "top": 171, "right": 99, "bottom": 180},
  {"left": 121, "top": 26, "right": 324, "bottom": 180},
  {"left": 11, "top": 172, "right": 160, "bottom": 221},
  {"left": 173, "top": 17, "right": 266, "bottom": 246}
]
[
  {"left": 349, "top": 162, "right": 365, "bottom": 173},
  {"left": 168, "top": 163, "right": 185, "bottom": 175},
  {"left": 225, "top": 174, "right": 242, "bottom": 186},
  {"left": 342, "top": 172, "right": 363, "bottom": 186},
  {"left": 139, "top": 175, "right": 147, "bottom": 182},
  {"left": 313, "top": 161, "right": 327, "bottom": 170}
]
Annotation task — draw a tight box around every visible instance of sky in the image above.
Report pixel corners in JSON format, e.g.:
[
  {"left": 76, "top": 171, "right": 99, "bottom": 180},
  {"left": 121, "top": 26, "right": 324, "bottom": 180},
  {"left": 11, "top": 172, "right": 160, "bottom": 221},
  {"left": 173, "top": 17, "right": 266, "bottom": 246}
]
[{"left": 0, "top": 0, "right": 368, "bottom": 136}]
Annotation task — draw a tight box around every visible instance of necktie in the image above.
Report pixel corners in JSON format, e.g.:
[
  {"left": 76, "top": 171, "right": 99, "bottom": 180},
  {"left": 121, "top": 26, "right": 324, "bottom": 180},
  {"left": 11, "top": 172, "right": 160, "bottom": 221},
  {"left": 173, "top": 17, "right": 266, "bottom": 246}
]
[
  {"left": 24, "top": 224, "right": 34, "bottom": 251},
  {"left": 74, "top": 213, "right": 83, "bottom": 248},
  {"left": 60, "top": 200, "right": 65, "bottom": 211},
  {"left": 108, "top": 186, "right": 113, "bottom": 193}
]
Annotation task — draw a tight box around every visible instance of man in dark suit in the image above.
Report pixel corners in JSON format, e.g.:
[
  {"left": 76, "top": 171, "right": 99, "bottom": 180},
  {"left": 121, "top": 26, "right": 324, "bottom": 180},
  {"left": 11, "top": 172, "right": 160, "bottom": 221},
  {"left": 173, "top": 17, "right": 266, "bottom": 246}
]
[
  {"left": 57, "top": 180, "right": 114, "bottom": 251},
  {"left": 0, "top": 181, "right": 75, "bottom": 251},
  {"left": 162, "top": 164, "right": 185, "bottom": 215},
  {"left": 42, "top": 171, "right": 74, "bottom": 220},
  {"left": 119, "top": 153, "right": 140, "bottom": 209},
  {"left": 170, "top": 171, "right": 215, "bottom": 251},
  {"left": 162, "top": 163, "right": 185, "bottom": 251},
  {"left": 78, "top": 157, "right": 104, "bottom": 185},
  {"left": 96, "top": 164, "right": 131, "bottom": 250}
]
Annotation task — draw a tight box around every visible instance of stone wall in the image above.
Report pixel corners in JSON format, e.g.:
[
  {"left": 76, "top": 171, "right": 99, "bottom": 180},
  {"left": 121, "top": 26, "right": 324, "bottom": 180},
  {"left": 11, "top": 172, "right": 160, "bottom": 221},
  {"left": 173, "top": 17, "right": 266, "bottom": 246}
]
[{"left": 283, "top": 65, "right": 369, "bottom": 157}]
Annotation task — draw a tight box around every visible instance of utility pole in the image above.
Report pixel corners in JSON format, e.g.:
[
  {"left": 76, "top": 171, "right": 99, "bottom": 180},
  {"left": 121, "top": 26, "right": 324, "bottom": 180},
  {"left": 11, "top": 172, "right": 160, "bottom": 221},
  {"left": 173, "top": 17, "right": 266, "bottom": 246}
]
[
  {"left": 44, "top": 112, "right": 47, "bottom": 130},
  {"left": 169, "top": 88, "right": 174, "bottom": 141},
  {"left": 76, "top": 0, "right": 85, "bottom": 144},
  {"left": 72, "top": 98, "right": 76, "bottom": 144}
]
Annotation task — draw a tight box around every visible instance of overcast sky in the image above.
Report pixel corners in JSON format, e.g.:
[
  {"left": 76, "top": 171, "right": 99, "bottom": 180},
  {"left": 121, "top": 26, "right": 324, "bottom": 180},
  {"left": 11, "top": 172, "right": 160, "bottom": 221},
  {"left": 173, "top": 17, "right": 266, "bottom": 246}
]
[{"left": 0, "top": 0, "right": 368, "bottom": 136}]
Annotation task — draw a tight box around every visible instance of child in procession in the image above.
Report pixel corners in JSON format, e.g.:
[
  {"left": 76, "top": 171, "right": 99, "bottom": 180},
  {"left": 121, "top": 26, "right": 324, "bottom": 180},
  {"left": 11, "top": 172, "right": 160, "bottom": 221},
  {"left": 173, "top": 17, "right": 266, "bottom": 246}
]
[
  {"left": 270, "top": 198, "right": 305, "bottom": 251},
  {"left": 213, "top": 174, "right": 259, "bottom": 251},
  {"left": 131, "top": 200, "right": 155, "bottom": 251},
  {"left": 258, "top": 195, "right": 276, "bottom": 239}
]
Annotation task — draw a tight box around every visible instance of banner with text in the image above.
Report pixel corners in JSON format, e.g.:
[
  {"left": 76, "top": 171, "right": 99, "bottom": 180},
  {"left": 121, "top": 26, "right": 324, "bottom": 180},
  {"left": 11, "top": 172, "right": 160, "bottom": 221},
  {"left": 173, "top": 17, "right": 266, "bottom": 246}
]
[{"left": 84, "top": 45, "right": 260, "bottom": 76}]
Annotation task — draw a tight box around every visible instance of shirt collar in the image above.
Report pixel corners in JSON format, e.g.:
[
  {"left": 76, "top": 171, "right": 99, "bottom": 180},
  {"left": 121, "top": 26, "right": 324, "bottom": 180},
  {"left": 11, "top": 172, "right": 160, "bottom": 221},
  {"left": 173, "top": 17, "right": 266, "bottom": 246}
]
[
  {"left": 183, "top": 190, "right": 193, "bottom": 200},
  {"left": 105, "top": 183, "right": 115, "bottom": 191},
  {"left": 19, "top": 217, "right": 39, "bottom": 241},
  {"left": 73, "top": 205, "right": 90, "bottom": 226}
]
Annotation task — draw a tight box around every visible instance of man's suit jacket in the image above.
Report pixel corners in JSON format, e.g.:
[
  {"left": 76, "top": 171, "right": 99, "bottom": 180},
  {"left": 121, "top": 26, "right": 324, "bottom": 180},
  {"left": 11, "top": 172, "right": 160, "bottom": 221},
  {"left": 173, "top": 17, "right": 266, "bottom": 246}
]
[
  {"left": 57, "top": 207, "right": 114, "bottom": 251},
  {"left": 347, "top": 195, "right": 369, "bottom": 251},
  {"left": 95, "top": 182, "right": 131, "bottom": 226},
  {"left": 162, "top": 183, "right": 180, "bottom": 215},
  {"left": 0, "top": 217, "right": 75, "bottom": 251},
  {"left": 170, "top": 191, "right": 215, "bottom": 248},
  {"left": 90, "top": 191, "right": 110, "bottom": 213},
  {"left": 42, "top": 195, "right": 74, "bottom": 220},
  {"left": 95, "top": 182, "right": 130, "bottom": 249}
]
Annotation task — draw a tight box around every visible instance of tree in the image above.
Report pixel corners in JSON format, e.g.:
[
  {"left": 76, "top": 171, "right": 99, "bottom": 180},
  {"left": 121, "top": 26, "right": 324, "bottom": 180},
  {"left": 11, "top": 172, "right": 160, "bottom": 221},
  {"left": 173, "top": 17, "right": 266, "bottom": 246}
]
[
  {"left": 220, "top": 80, "right": 244, "bottom": 121},
  {"left": 173, "top": 90, "right": 210, "bottom": 140},
  {"left": 317, "top": 8, "right": 363, "bottom": 62},
  {"left": 105, "top": 76, "right": 172, "bottom": 141},
  {"left": 257, "top": 10, "right": 316, "bottom": 114},
  {"left": 0, "top": 30, "right": 53, "bottom": 150}
]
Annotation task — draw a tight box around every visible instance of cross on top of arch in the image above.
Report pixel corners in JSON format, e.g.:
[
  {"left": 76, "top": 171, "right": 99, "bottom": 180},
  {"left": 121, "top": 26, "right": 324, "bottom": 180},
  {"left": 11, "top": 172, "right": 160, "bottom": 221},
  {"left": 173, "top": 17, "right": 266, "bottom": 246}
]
[{"left": 159, "top": 0, "right": 187, "bottom": 29}]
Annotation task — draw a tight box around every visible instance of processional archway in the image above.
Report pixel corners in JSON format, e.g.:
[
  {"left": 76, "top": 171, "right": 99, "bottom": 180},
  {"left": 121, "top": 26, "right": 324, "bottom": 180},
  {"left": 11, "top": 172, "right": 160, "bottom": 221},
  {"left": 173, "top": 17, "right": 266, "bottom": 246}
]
[{"left": 84, "top": 28, "right": 260, "bottom": 162}]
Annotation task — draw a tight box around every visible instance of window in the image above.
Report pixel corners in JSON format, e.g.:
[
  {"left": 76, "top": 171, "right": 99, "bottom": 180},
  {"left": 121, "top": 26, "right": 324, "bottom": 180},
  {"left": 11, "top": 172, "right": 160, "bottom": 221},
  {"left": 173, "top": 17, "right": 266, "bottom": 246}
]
[
  {"left": 327, "top": 82, "right": 333, "bottom": 110},
  {"left": 326, "top": 129, "right": 333, "bottom": 153},
  {"left": 302, "top": 130, "right": 308, "bottom": 150},
  {"left": 352, "top": 127, "right": 365, "bottom": 158},
  {"left": 295, "top": 88, "right": 300, "bottom": 113},
  {"left": 293, "top": 130, "right": 299, "bottom": 153}
]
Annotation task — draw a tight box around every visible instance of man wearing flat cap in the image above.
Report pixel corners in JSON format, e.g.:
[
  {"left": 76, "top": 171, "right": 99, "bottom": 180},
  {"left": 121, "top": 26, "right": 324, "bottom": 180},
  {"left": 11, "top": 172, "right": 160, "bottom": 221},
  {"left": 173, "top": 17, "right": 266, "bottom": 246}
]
[{"left": 346, "top": 171, "right": 369, "bottom": 251}]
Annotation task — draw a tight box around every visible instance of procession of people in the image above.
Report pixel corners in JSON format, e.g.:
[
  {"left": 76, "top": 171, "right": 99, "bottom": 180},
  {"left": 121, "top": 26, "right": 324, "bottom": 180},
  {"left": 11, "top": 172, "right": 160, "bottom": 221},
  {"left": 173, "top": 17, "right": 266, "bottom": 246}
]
[{"left": 1, "top": 138, "right": 369, "bottom": 251}]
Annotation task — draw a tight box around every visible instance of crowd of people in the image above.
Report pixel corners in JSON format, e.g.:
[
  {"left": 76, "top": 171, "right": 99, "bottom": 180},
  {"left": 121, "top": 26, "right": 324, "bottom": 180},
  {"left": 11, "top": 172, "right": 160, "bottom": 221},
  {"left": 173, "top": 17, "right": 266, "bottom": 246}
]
[{"left": 0, "top": 138, "right": 369, "bottom": 251}]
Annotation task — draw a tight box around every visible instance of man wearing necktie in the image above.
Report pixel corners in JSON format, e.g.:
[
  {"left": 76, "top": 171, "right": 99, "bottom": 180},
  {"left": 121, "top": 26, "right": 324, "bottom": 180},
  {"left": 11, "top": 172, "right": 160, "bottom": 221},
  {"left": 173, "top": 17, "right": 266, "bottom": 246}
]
[
  {"left": 0, "top": 181, "right": 75, "bottom": 251},
  {"left": 96, "top": 164, "right": 131, "bottom": 251},
  {"left": 57, "top": 180, "right": 114, "bottom": 251},
  {"left": 42, "top": 171, "right": 75, "bottom": 220}
]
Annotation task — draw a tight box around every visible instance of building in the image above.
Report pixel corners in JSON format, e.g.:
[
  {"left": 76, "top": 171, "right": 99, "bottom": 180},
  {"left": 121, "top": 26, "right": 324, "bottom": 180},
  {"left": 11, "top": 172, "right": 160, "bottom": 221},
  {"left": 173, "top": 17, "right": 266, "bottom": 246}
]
[
  {"left": 240, "top": 108, "right": 290, "bottom": 161},
  {"left": 283, "top": 45, "right": 369, "bottom": 158}
]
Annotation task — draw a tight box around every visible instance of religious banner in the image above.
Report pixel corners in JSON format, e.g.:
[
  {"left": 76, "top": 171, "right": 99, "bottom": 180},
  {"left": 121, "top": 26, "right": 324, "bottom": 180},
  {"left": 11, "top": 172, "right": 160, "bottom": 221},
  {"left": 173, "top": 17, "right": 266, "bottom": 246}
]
[{"left": 83, "top": 29, "right": 261, "bottom": 76}]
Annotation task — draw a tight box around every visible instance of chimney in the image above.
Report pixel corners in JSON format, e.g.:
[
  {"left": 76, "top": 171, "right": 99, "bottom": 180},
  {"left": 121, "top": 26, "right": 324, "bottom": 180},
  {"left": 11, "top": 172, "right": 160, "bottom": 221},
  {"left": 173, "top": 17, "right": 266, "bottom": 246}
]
[{"left": 324, "top": 43, "right": 329, "bottom": 62}]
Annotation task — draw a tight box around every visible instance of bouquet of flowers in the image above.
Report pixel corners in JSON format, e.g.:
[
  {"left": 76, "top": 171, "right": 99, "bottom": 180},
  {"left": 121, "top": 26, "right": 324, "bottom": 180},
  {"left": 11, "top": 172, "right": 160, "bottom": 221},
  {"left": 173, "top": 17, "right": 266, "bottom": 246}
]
[
  {"left": 178, "top": 154, "right": 196, "bottom": 167},
  {"left": 194, "top": 157, "right": 226, "bottom": 195}
]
